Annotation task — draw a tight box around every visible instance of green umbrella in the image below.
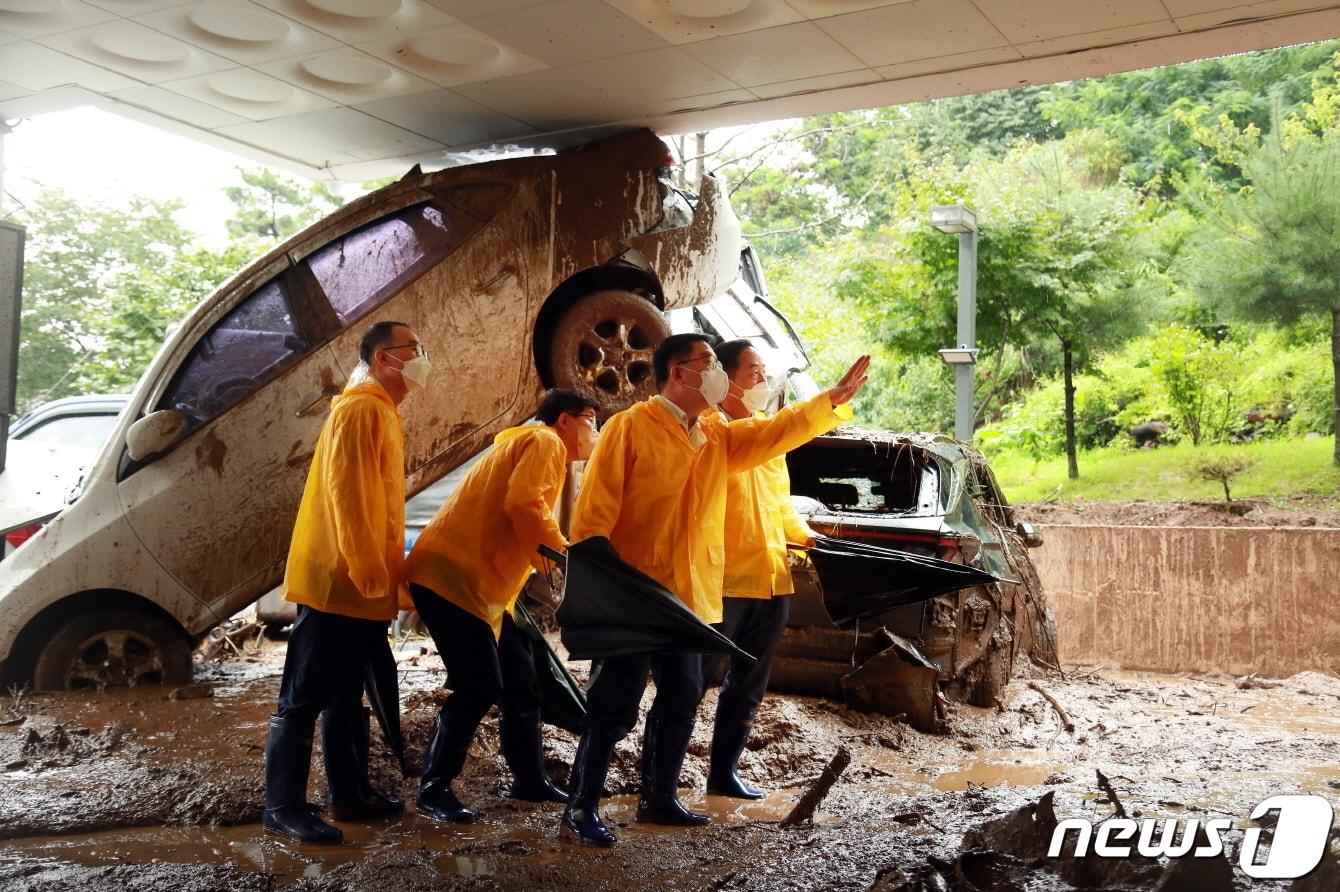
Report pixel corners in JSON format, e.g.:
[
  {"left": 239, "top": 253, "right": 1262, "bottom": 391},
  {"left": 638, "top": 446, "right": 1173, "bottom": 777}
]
[
  {"left": 547, "top": 538, "right": 754, "bottom": 663},
  {"left": 511, "top": 598, "right": 587, "bottom": 735}
]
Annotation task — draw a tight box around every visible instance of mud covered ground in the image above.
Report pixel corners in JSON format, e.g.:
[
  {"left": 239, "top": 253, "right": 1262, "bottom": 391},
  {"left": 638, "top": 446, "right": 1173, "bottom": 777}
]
[
  {"left": 1018, "top": 494, "right": 1340, "bottom": 529},
  {"left": 0, "top": 634, "right": 1336, "bottom": 892}
]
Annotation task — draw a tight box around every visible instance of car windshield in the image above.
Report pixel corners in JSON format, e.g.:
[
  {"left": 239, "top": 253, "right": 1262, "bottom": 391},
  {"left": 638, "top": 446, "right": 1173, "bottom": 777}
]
[
  {"left": 787, "top": 437, "right": 943, "bottom": 518},
  {"left": 11, "top": 413, "right": 120, "bottom": 450}
]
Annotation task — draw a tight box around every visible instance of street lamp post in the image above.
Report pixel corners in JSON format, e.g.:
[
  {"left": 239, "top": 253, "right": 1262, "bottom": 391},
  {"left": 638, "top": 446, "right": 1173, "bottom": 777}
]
[{"left": 930, "top": 204, "right": 978, "bottom": 442}]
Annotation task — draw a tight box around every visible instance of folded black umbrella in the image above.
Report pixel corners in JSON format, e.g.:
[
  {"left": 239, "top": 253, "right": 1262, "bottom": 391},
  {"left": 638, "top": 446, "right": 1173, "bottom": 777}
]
[
  {"left": 808, "top": 534, "right": 1014, "bottom": 629},
  {"left": 364, "top": 633, "right": 409, "bottom": 776},
  {"left": 545, "top": 537, "right": 754, "bottom": 663},
  {"left": 512, "top": 598, "right": 588, "bottom": 735}
]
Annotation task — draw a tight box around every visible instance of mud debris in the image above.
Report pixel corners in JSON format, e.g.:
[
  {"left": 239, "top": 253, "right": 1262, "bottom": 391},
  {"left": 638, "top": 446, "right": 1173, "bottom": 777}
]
[{"left": 0, "top": 643, "right": 1336, "bottom": 890}]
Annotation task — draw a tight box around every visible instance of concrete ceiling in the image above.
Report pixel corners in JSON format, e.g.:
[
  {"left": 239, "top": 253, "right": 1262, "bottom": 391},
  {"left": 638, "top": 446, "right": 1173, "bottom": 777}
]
[{"left": 2, "top": 0, "right": 1339, "bottom": 181}]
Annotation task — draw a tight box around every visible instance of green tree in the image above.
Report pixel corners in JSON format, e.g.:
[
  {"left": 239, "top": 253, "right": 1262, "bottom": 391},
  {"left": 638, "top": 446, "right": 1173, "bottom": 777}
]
[
  {"left": 225, "top": 168, "right": 343, "bottom": 243},
  {"left": 15, "top": 189, "right": 250, "bottom": 410},
  {"left": 1189, "top": 95, "right": 1340, "bottom": 463}
]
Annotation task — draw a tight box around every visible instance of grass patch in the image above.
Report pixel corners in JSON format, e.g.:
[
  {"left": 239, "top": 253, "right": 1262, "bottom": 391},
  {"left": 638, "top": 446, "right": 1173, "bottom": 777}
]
[{"left": 988, "top": 436, "right": 1340, "bottom": 504}]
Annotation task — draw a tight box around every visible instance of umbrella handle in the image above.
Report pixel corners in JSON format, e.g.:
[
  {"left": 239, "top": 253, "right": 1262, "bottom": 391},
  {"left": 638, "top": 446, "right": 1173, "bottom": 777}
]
[{"left": 538, "top": 544, "right": 567, "bottom": 565}]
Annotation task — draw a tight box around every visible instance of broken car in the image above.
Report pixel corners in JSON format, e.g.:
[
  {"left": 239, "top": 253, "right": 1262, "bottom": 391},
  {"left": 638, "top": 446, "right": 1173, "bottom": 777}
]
[{"left": 0, "top": 129, "right": 741, "bottom": 691}]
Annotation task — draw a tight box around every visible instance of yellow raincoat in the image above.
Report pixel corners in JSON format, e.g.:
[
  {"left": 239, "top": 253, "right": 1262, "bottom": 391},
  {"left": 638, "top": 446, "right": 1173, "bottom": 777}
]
[
  {"left": 405, "top": 424, "right": 568, "bottom": 638},
  {"left": 722, "top": 413, "right": 816, "bottom": 599},
  {"left": 572, "top": 393, "right": 850, "bottom": 623},
  {"left": 284, "top": 380, "right": 406, "bottom": 622}
]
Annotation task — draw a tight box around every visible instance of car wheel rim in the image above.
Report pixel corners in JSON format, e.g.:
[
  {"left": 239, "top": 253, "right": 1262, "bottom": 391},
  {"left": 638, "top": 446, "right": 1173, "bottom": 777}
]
[
  {"left": 574, "top": 317, "right": 656, "bottom": 402},
  {"left": 64, "top": 630, "right": 166, "bottom": 690}
]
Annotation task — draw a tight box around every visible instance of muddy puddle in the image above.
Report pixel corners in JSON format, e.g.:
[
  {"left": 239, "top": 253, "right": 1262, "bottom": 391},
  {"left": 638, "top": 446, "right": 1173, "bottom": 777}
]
[{"left": 0, "top": 644, "right": 1337, "bottom": 890}]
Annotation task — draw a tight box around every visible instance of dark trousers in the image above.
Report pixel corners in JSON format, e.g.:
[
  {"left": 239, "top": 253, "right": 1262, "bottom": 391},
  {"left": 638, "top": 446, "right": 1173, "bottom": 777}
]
[
  {"left": 712, "top": 595, "right": 790, "bottom": 726},
  {"left": 410, "top": 584, "right": 543, "bottom": 751},
  {"left": 583, "top": 651, "right": 704, "bottom": 758},
  {"left": 277, "top": 604, "right": 387, "bottom": 727}
]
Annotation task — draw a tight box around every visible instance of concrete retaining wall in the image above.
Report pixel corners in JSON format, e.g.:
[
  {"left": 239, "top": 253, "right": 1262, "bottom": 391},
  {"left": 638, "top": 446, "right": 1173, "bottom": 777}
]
[{"left": 1030, "top": 525, "right": 1340, "bottom": 677}]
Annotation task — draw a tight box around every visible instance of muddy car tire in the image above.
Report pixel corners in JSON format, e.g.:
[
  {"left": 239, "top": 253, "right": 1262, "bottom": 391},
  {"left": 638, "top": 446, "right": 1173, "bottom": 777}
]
[
  {"left": 546, "top": 290, "right": 668, "bottom": 414},
  {"left": 966, "top": 641, "right": 1013, "bottom": 707},
  {"left": 32, "top": 610, "right": 192, "bottom": 691}
]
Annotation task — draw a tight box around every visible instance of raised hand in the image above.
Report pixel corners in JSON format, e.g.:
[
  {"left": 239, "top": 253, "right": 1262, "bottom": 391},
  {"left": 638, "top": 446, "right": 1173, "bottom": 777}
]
[{"left": 825, "top": 355, "right": 871, "bottom": 407}]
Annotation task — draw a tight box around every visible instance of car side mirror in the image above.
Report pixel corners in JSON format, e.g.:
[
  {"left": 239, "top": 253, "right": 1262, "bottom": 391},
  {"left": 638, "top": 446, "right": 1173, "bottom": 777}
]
[
  {"left": 126, "top": 410, "right": 188, "bottom": 461},
  {"left": 1015, "top": 521, "right": 1043, "bottom": 548}
]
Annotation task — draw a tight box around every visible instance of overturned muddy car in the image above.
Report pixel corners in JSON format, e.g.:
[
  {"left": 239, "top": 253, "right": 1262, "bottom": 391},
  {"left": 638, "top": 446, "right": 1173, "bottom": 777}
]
[
  {"left": 0, "top": 129, "right": 740, "bottom": 690},
  {"left": 775, "top": 431, "right": 1059, "bottom": 731}
]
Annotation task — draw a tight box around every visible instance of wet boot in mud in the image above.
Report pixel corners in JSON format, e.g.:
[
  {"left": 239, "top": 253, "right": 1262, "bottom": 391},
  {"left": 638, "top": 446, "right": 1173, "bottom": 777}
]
[
  {"left": 500, "top": 715, "right": 568, "bottom": 803},
  {"left": 635, "top": 716, "right": 710, "bottom": 826},
  {"left": 415, "top": 713, "right": 477, "bottom": 823},
  {"left": 263, "top": 715, "right": 343, "bottom": 845},
  {"left": 706, "top": 715, "right": 765, "bottom": 800},
  {"left": 322, "top": 707, "right": 405, "bottom": 821},
  {"left": 560, "top": 734, "right": 617, "bottom": 847}
]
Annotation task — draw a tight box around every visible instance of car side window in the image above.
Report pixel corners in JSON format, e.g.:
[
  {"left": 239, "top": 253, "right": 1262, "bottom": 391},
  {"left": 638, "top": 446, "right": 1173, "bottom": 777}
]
[
  {"left": 307, "top": 203, "right": 458, "bottom": 326},
  {"left": 157, "top": 277, "right": 309, "bottom": 432}
]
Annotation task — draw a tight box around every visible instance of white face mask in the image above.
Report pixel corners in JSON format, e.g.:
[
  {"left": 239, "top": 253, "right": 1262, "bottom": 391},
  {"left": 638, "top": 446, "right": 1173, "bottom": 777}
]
[
  {"left": 740, "top": 380, "right": 772, "bottom": 414},
  {"left": 686, "top": 365, "right": 729, "bottom": 405},
  {"left": 386, "top": 352, "right": 432, "bottom": 392}
]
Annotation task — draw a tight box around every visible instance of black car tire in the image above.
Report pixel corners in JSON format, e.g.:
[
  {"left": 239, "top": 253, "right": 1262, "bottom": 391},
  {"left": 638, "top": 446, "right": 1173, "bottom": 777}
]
[
  {"left": 546, "top": 290, "right": 668, "bottom": 415},
  {"left": 32, "top": 609, "right": 193, "bottom": 691}
]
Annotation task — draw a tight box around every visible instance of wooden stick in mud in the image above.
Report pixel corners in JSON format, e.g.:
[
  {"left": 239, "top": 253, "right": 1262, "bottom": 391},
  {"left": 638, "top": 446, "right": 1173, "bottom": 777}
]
[
  {"left": 1029, "top": 681, "right": 1075, "bottom": 732},
  {"left": 1095, "top": 769, "right": 1127, "bottom": 819},
  {"left": 782, "top": 746, "right": 851, "bottom": 827}
]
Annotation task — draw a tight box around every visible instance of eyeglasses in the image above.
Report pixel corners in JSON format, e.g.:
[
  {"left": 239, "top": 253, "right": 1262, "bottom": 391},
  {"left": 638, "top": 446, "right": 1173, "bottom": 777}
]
[
  {"left": 383, "top": 342, "right": 429, "bottom": 359},
  {"left": 573, "top": 412, "right": 599, "bottom": 427},
  {"left": 673, "top": 354, "right": 721, "bottom": 371}
]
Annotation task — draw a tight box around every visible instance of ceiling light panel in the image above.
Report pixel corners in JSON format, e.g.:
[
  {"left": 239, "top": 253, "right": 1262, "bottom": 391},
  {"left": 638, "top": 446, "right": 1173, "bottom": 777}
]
[
  {"left": 0, "top": 40, "right": 136, "bottom": 90},
  {"left": 257, "top": 47, "right": 438, "bottom": 102},
  {"left": 39, "top": 20, "right": 233, "bottom": 82},
  {"left": 82, "top": 0, "right": 194, "bottom": 15},
  {"left": 603, "top": 0, "right": 803, "bottom": 44},
  {"left": 358, "top": 22, "right": 548, "bottom": 87},
  {"left": 0, "top": 0, "right": 112, "bottom": 39},
  {"left": 110, "top": 82, "right": 251, "bottom": 127},
  {"left": 135, "top": 1, "right": 340, "bottom": 65},
  {"left": 162, "top": 67, "right": 336, "bottom": 119},
  {"left": 253, "top": 0, "right": 457, "bottom": 43}
]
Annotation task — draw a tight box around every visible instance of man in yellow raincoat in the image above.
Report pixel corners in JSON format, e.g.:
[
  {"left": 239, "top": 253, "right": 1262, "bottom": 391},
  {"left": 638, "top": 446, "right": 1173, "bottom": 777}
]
[
  {"left": 706, "top": 338, "right": 817, "bottom": 800},
  {"left": 404, "top": 389, "right": 599, "bottom": 823},
  {"left": 264, "top": 320, "right": 428, "bottom": 845},
  {"left": 559, "top": 332, "right": 869, "bottom": 847}
]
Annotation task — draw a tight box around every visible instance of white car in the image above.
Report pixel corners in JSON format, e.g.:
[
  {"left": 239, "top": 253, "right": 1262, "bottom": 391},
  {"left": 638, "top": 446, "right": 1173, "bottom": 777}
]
[
  {"left": 2, "top": 395, "right": 130, "bottom": 558},
  {"left": 0, "top": 130, "right": 741, "bottom": 690}
]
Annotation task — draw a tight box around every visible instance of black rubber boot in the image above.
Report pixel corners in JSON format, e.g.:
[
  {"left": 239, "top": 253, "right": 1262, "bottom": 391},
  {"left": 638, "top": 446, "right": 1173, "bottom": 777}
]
[
  {"left": 637, "top": 712, "right": 658, "bottom": 797},
  {"left": 263, "top": 715, "right": 343, "bottom": 844},
  {"left": 560, "top": 734, "right": 617, "bottom": 847},
  {"left": 416, "top": 713, "right": 477, "bottom": 823},
  {"left": 636, "top": 715, "right": 710, "bottom": 826},
  {"left": 500, "top": 715, "right": 568, "bottom": 803},
  {"left": 706, "top": 714, "right": 765, "bottom": 800},
  {"left": 322, "top": 707, "right": 405, "bottom": 821}
]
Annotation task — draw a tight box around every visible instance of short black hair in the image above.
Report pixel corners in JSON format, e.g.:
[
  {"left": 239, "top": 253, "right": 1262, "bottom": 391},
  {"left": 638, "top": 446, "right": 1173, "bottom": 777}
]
[
  {"left": 360, "top": 320, "right": 410, "bottom": 363},
  {"left": 653, "top": 332, "right": 717, "bottom": 388},
  {"left": 535, "top": 388, "right": 599, "bottom": 425},
  {"left": 714, "top": 338, "right": 757, "bottom": 373}
]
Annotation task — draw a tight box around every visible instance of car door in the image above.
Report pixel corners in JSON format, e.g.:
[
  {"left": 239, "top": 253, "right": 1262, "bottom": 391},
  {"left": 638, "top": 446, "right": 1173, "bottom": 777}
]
[{"left": 117, "top": 262, "right": 347, "bottom": 615}]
